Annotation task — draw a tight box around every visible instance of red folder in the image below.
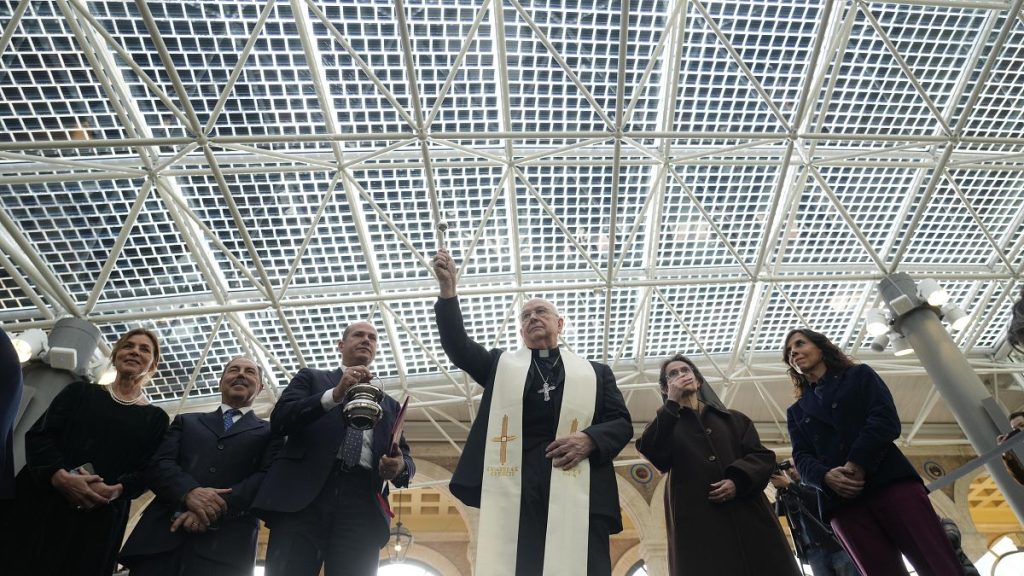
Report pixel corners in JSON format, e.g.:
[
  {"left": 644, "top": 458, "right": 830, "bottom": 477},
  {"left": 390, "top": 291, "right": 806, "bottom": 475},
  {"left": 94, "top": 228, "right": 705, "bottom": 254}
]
[
  {"left": 389, "top": 396, "right": 410, "bottom": 457},
  {"left": 377, "top": 396, "right": 410, "bottom": 518}
]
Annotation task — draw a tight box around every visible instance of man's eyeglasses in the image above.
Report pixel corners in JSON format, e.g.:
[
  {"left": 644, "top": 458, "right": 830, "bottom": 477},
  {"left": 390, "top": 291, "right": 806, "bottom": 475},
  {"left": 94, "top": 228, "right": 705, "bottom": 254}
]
[{"left": 520, "top": 308, "right": 553, "bottom": 322}]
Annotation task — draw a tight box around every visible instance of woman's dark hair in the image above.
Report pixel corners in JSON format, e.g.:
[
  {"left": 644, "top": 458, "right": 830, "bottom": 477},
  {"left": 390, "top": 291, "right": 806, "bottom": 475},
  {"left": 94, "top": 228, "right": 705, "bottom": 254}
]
[
  {"left": 782, "top": 328, "right": 855, "bottom": 398},
  {"left": 658, "top": 353, "right": 707, "bottom": 396}
]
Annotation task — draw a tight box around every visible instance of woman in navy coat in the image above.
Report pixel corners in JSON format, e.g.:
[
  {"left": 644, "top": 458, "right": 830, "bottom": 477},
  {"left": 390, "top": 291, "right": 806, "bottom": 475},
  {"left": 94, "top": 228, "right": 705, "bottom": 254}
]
[{"left": 783, "top": 328, "right": 962, "bottom": 576}]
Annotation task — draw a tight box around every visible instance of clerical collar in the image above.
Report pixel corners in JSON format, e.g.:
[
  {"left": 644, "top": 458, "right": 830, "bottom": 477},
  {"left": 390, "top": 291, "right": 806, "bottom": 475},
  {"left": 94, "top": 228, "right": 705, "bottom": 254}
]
[{"left": 531, "top": 347, "right": 560, "bottom": 359}]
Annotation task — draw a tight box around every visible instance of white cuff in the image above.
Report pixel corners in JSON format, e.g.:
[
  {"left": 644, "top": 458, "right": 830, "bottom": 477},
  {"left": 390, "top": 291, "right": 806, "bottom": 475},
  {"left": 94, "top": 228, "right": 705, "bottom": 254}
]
[{"left": 321, "top": 388, "right": 342, "bottom": 411}]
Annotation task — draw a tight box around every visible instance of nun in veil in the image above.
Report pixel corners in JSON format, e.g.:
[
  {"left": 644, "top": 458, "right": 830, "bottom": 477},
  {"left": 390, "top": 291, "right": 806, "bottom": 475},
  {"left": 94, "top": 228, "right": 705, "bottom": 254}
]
[{"left": 636, "top": 354, "right": 800, "bottom": 576}]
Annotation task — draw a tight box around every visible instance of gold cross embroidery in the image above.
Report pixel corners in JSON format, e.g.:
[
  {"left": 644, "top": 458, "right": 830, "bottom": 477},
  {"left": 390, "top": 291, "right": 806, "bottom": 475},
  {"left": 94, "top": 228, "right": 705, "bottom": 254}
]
[
  {"left": 490, "top": 414, "right": 518, "bottom": 465},
  {"left": 570, "top": 418, "right": 579, "bottom": 434}
]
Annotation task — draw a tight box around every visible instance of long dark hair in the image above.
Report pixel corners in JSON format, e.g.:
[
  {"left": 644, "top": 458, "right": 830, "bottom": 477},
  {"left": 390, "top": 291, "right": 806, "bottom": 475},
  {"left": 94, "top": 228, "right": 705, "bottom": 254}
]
[
  {"left": 782, "top": 328, "right": 855, "bottom": 398},
  {"left": 658, "top": 353, "right": 707, "bottom": 397}
]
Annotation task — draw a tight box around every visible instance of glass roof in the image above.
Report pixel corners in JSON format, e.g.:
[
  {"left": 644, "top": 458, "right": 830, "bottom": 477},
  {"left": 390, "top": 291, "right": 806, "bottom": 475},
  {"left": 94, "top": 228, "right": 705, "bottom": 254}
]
[{"left": 1, "top": 0, "right": 1022, "bottom": 418}]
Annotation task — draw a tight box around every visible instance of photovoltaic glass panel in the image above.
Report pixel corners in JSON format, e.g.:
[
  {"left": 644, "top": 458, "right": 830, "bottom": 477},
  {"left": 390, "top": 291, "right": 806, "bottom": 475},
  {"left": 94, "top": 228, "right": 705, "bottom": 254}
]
[
  {"left": 778, "top": 171, "right": 880, "bottom": 268},
  {"left": 1, "top": 1, "right": 134, "bottom": 156},
  {"left": 645, "top": 283, "right": 751, "bottom": 358},
  {"left": 0, "top": 178, "right": 213, "bottom": 303},
  {"left": 754, "top": 281, "right": 873, "bottom": 354},
  {"left": 0, "top": 265, "right": 36, "bottom": 313},
  {"left": 503, "top": 0, "right": 615, "bottom": 139},
  {"left": 673, "top": 2, "right": 785, "bottom": 135},
  {"left": 815, "top": 5, "right": 947, "bottom": 139},
  {"left": 703, "top": 0, "right": 822, "bottom": 128},
  {"left": 814, "top": 166, "right": 921, "bottom": 262},
  {"left": 901, "top": 176, "right": 1001, "bottom": 267},
  {"left": 314, "top": 0, "right": 417, "bottom": 137},
  {"left": 878, "top": 5, "right": 988, "bottom": 116},
  {"left": 957, "top": 14, "right": 1024, "bottom": 154},
  {"left": 659, "top": 163, "right": 779, "bottom": 269},
  {"left": 406, "top": 0, "right": 500, "bottom": 135}
]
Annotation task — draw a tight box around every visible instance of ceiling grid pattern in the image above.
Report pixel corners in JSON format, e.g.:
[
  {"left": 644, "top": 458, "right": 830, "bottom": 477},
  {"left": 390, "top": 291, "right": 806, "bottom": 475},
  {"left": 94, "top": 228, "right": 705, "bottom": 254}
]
[{"left": 2, "top": 0, "right": 1023, "bottom": 445}]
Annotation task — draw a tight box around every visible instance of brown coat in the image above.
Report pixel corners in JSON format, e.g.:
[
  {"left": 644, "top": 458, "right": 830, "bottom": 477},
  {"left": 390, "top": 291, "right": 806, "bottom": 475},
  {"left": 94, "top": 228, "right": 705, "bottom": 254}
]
[{"left": 637, "top": 401, "right": 801, "bottom": 576}]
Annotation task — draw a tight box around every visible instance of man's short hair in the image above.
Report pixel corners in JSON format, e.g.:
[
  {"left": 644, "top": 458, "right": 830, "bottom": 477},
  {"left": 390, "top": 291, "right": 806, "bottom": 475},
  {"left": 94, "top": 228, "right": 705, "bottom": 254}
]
[
  {"left": 1009, "top": 410, "right": 1024, "bottom": 422},
  {"left": 221, "top": 357, "right": 263, "bottom": 384}
]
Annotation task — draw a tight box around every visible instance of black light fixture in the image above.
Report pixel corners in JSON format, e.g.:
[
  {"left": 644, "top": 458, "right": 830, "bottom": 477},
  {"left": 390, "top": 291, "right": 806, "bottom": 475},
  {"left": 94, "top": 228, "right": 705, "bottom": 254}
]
[{"left": 387, "top": 491, "right": 414, "bottom": 563}]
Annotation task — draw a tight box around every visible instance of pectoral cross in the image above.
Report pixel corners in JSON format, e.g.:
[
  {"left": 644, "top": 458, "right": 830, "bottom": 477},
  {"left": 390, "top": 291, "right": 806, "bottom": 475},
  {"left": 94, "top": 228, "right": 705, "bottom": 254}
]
[{"left": 537, "top": 381, "right": 557, "bottom": 402}]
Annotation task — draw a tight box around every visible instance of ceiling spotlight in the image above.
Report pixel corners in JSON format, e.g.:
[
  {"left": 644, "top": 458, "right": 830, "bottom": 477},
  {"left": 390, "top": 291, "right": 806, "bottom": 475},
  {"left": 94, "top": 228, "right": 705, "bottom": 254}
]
[
  {"left": 864, "top": 309, "right": 890, "bottom": 336},
  {"left": 891, "top": 333, "right": 914, "bottom": 356},
  {"left": 12, "top": 329, "right": 47, "bottom": 363},
  {"left": 918, "top": 278, "right": 949, "bottom": 307},
  {"left": 941, "top": 304, "right": 970, "bottom": 331},
  {"left": 870, "top": 332, "right": 890, "bottom": 353}
]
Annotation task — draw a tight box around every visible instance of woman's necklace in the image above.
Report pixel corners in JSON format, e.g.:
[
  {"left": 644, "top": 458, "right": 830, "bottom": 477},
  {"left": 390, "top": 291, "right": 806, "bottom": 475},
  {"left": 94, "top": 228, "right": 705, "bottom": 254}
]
[{"left": 108, "top": 385, "right": 145, "bottom": 406}]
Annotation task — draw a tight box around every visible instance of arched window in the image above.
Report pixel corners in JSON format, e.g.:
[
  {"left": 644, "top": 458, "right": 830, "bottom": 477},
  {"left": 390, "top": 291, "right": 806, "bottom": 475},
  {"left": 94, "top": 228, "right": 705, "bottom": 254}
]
[
  {"left": 377, "top": 560, "right": 442, "bottom": 576},
  {"left": 974, "top": 534, "right": 1024, "bottom": 575},
  {"left": 625, "top": 559, "right": 648, "bottom": 576}
]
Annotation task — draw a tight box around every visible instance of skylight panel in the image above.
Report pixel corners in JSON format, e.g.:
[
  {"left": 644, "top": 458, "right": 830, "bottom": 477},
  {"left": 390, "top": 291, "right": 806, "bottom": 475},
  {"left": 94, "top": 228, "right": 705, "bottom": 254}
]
[
  {"left": 0, "top": 1, "right": 134, "bottom": 157},
  {"left": 873, "top": 5, "right": 988, "bottom": 115},
  {"left": 434, "top": 165, "right": 512, "bottom": 279},
  {"left": 701, "top": 0, "right": 822, "bottom": 128},
  {"left": 814, "top": 5, "right": 952, "bottom": 138},
  {"left": 516, "top": 164, "right": 626, "bottom": 276},
  {"left": 901, "top": 176, "right": 1004, "bottom": 267},
  {"left": 754, "top": 281, "right": 872, "bottom": 353},
  {"left": 645, "top": 283, "right": 750, "bottom": 357},
  {"left": 404, "top": 0, "right": 501, "bottom": 135},
  {"left": 504, "top": 0, "right": 626, "bottom": 140},
  {"left": 315, "top": 0, "right": 417, "bottom": 136},
  {"left": 0, "top": 267, "right": 36, "bottom": 313},
  {"left": 0, "top": 178, "right": 212, "bottom": 303},
  {"left": 957, "top": 14, "right": 1024, "bottom": 153},
  {"left": 814, "top": 165, "right": 921, "bottom": 260}
]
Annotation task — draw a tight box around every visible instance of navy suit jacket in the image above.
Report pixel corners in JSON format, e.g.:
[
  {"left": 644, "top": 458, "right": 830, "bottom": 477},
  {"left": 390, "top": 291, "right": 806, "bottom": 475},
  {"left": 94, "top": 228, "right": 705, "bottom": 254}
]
[
  {"left": 119, "top": 409, "right": 282, "bottom": 573},
  {"left": 251, "top": 367, "right": 414, "bottom": 545},
  {"left": 786, "top": 363, "right": 919, "bottom": 519}
]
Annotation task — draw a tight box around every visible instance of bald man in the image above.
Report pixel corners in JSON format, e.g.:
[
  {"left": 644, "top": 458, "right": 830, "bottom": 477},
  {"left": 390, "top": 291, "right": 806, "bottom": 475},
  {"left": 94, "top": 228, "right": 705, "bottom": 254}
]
[
  {"left": 252, "top": 323, "right": 414, "bottom": 576},
  {"left": 432, "top": 249, "right": 631, "bottom": 576}
]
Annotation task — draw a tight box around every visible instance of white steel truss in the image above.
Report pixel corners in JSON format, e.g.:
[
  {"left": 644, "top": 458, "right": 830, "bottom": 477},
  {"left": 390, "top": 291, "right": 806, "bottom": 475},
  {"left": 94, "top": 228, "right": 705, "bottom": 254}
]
[{"left": 2, "top": 0, "right": 1024, "bottom": 447}]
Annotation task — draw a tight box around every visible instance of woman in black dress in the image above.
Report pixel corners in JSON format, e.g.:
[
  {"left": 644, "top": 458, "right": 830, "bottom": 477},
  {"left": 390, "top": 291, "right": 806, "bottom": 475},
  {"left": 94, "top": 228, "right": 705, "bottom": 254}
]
[
  {"left": 10, "top": 328, "right": 170, "bottom": 576},
  {"left": 636, "top": 354, "right": 800, "bottom": 576}
]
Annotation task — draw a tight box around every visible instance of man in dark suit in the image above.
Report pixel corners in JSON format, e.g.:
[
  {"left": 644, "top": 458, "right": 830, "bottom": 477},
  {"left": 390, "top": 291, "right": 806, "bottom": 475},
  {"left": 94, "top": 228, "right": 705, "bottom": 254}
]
[
  {"left": 119, "top": 357, "right": 282, "bottom": 576},
  {"left": 252, "top": 321, "right": 414, "bottom": 576}
]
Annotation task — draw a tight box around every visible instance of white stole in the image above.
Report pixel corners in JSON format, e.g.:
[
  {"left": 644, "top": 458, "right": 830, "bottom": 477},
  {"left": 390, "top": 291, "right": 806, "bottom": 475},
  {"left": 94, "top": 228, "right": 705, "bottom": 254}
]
[{"left": 476, "top": 347, "right": 595, "bottom": 576}]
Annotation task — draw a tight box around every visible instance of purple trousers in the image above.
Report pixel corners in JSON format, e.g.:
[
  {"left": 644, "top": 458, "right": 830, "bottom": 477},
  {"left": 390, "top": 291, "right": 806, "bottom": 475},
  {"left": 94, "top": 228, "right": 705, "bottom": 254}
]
[{"left": 830, "top": 479, "right": 963, "bottom": 576}]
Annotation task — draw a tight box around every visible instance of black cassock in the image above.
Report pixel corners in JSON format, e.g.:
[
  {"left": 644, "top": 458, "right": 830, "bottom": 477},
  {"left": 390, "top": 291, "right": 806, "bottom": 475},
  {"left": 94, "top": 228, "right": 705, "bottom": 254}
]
[{"left": 435, "top": 297, "right": 632, "bottom": 576}]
